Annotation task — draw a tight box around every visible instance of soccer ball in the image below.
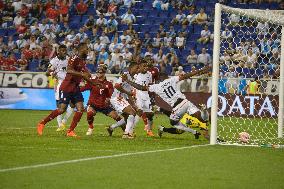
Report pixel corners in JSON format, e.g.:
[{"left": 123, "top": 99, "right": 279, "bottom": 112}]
[{"left": 239, "top": 132, "right": 250, "bottom": 143}]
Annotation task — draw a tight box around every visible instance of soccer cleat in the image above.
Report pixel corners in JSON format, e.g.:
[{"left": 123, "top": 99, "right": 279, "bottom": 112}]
[
  {"left": 122, "top": 133, "right": 134, "bottom": 139},
  {"left": 194, "top": 131, "right": 201, "bottom": 139},
  {"left": 37, "top": 123, "right": 45, "bottom": 136},
  {"left": 56, "top": 123, "right": 66, "bottom": 132},
  {"left": 67, "top": 130, "right": 77, "bottom": 137},
  {"left": 106, "top": 126, "right": 113, "bottom": 136},
  {"left": 146, "top": 130, "right": 154, "bottom": 137},
  {"left": 86, "top": 128, "right": 94, "bottom": 136},
  {"left": 158, "top": 126, "right": 164, "bottom": 138}
]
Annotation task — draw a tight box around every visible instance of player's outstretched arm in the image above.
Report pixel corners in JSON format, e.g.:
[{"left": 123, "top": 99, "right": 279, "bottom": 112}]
[
  {"left": 114, "top": 83, "right": 132, "bottom": 96},
  {"left": 121, "top": 74, "right": 148, "bottom": 91},
  {"left": 179, "top": 65, "right": 211, "bottom": 81}
]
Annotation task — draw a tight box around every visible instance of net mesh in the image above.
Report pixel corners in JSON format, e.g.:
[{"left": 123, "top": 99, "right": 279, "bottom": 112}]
[{"left": 216, "top": 7, "right": 283, "bottom": 146}]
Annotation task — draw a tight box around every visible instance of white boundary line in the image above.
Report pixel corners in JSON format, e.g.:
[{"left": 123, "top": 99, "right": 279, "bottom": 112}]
[{"left": 0, "top": 144, "right": 211, "bottom": 173}]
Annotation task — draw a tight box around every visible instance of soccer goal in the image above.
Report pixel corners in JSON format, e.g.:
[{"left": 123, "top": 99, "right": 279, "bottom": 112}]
[{"left": 210, "top": 3, "right": 284, "bottom": 146}]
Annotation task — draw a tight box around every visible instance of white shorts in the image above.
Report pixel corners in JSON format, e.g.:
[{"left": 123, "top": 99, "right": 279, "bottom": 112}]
[
  {"left": 170, "top": 99, "right": 200, "bottom": 121},
  {"left": 55, "top": 80, "right": 63, "bottom": 101},
  {"left": 136, "top": 91, "right": 152, "bottom": 113},
  {"left": 110, "top": 97, "right": 130, "bottom": 114}
]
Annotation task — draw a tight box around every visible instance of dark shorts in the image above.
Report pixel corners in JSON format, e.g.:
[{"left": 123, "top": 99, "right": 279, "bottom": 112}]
[
  {"left": 89, "top": 104, "right": 114, "bottom": 115},
  {"left": 58, "top": 90, "right": 84, "bottom": 105}
]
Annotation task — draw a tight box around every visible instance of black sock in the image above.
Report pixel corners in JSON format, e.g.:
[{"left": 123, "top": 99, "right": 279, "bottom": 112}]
[{"left": 163, "top": 127, "right": 183, "bottom": 134}]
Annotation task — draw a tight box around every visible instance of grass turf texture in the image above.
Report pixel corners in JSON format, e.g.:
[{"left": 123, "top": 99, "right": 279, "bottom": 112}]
[{"left": 0, "top": 109, "right": 284, "bottom": 189}]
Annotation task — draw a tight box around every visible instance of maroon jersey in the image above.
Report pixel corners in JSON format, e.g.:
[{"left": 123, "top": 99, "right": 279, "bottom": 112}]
[
  {"left": 80, "top": 77, "right": 114, "bottom": 108},
  {"left": 149, "top": 67, "right": 159, "bottom": 83},
  {"left": 60, "top": 55, "right": 87, "bottom": 93}
]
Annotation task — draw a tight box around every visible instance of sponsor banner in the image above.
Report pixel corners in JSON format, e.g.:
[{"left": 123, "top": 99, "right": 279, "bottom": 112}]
[
  {"left": 155, "top": 93, "right": 279, "bottom": 118},
  {"left": 0, "top": 71, "right": 280, "bottom": 96},
  {"left": 0, "top": 88, "right": 90, "bottom": 110}
]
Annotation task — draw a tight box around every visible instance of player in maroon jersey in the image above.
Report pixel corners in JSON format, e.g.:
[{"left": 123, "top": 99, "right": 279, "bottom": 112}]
[
  {"left": 80, "top": 65, "right": 126, "bottom": 136},
  {"left": 37, "top": 43, "right": 101, "bottom": 137}
]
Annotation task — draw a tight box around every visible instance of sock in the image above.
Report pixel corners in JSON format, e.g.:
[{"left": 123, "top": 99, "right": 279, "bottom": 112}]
[
  {"left": 68, "top": 111, "right": 83, "bottom": 132},
  {"left": 134, "top": 115, "right": 140, "bottom": 126},
  {"left": 141, "top": 113, "right": 148, "bottom": 126},
  {"left": 56, "top": 114, "right": 62, "bottom": 128},
  {"left": 174, "top": 122, "right": 197, "bottom": 134},
  {"left": 163, "top": 127, "right": 183, "bottom": 134},
  {"left": 62, "top": 106, "right": 74, "bottom": 124},
  {"left": 110, "top": 118, "right": 126, "bottom": 129},
  {"left": 147, "top": 118, "right": 153, "bottom": 131},
  {"left": 40, "top": 109, "right": 63, "bottom": 125},
  {"left": 87, "top": 111, "right": 94, "bottom": 129},
  {"left": 124, "top": 115, "right": 135, "bottom": 134}
]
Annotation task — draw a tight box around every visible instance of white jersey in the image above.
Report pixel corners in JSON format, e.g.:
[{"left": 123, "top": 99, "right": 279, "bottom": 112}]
[
  {"left": 134, "top": 72, "right": 152, "bottom": 100},
  {"left": 148, "top": 76, "right": 186, "bottom": 107},
  {"left": 49, "top": 56, "right": 69, "bottom": 81},
  {"left": 111, "top": 73, "right": 133, "bottom": 100}
]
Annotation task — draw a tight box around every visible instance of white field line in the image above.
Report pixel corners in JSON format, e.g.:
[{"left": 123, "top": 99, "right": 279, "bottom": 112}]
[
  {"left": 0, "top": 145, "right": 122, "bottom": 152},
  {"left": 0, "top": 144, "right": 211, "bottom": 173}
]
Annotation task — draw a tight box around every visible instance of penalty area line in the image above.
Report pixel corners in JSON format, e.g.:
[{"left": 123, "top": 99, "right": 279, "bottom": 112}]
[{"left": 0, "top": 144, "right": 210, "bottom": 173}]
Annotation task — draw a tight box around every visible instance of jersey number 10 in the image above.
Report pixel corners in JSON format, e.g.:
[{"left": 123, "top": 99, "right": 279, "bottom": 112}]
[{"left": 163, "top": 86, "right": 176, "bottom": 98}]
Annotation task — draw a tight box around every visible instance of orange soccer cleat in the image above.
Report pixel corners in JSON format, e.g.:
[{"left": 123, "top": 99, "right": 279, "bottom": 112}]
[
  {"left": 37, "top": 123, "right": 45, "bottom": 136},
  {"left": 146, "top": 130, "right": 154, "bottom": 137},
  {"left": 66, "top": 130, "right": 77, "bottom": 137}
]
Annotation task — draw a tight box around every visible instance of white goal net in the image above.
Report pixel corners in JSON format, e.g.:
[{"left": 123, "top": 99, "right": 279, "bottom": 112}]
[{"left": 210, "top": 4, "right": 284, "bottom": 146}]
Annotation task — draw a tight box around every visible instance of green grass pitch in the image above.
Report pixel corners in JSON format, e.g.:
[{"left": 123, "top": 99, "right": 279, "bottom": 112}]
[{"left": 0, "top": 109, "right": 284, "bottom": 189}]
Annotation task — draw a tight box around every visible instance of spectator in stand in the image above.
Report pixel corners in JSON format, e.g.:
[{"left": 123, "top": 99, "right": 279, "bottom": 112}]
[
  {"left": 50, "top": 20, "right": 61, "bottom": 37},
  {"left": 143, "top": 32, "right": 152, "bottom": 48},
  {"left": 220, "top": 51, "right": 231, "bottom": 66},
  {"left": 109, "top": 38, "right": 119, "bottom": 53},
  {"left": 5, "top": 53, "right": 17, "bottom": 71},
  {"left": 44, "top": 28, "right": 56, "bottom": 41},
  {"left": 171, "top": 9, "right": 186, "bottom": 25},
  {"left": 163, "top": 32, "right": 173, "bottom": 47},
  {"left": 93, "top": 38, "right": 103, "bottom": 52},
  {"left": 122, "top": 0, "right": 135, "bottom": 8},
  {"left": 99, "top": 32, "right": 110, "bottom": 45},
  {"left": 106, "top": 14, "right": 118, "bottom": 34},
  {"left": 0, "top": 52, "right": 6, "bottom": 70},
  {"left": 198, "top": 78, "right": 210, "bottom": 93},
  {"left": 96, "top": 14, "right": 107, "bottom": 30},
  {"left": 16, "top": 34, "right": 27, "bottom": 50},
  {"left": 168, "top": 25, "right": 176, "bottom": 38},
  {"left": 175, "top": 66, "right": 185, "bottom": 76},
  {"left": 19, "top": 4, "right": 29, "bottom": 18},
  {"left": 221, "top": 26, "right": 233, "bottom": 42},
  {"left": 119, "top": 38, "right": 131, "bottom": 53},
  {"left": 7, "top": 36, "right": 16, "bottom": 52},
  {"left": 75, "top": 27, "right": 88, "bottom": 42},
  {"left": 232, "top": 48, "right": 246, "bottom": 64},
  {"left": 106, "top": 2, "right": 118, "bottom": 16},
  {"left": 119, "top": 30, "right": 131, "bottom": 44},
  {"left": 111, "top": 47, "right": 122, "bottom": 63},
  {"left": 144, "top": 46, "right": 154, "bottom": 58},
  {"left": 153, "top": 0, "right": 169, "bottom": 10},
  {"left": 153, "top": 48, "right": 165, "bottom": 64},
  {"left": 260, "top": 37, "right": 271, "bottom": 57},
  {"left": 122, "top": 47, "right": 133, "bottom": 63},
  {"left": 197, "top": 25, "right": 211, "bottom": 44},
  {"left": 28, "top": 3, "right": 42, "bottom": 25},
  {"left": 84, "top": 15, "right": 95, "bottom": 30},
  {"left": 197, "top": 48, "right": 211, "bottom": 66},
  {"left": 104, "top": 54, "right": 113, "bottom": 71},
  {"left": 29, "top": 35, "right": 40, "bottom": 50},
  {"left": 152, "top": 32, "right": 163, "bottom": 48},
  {"left": 244, "top": 48, "right": 257, "bottom": 67},
  {"left": 157, "top": 23, "right": 166, "bottom": 37},
  {"left": 186, "top": 49, "right": 198, "bottom": 65},
  {"left": 13, "top": 12, "right": 24, "bottom": 27},
  {"left": 76, "top": 0, "right": 88, "bottom": 21},
  {"left": 110, "top": 55, "right": 126, "bottom": 74},
  {"left": 195, "top": 8, "right": 208, "bottom": 25},
  {"left": 256, "top": 21, "right": 269, "bottom": 36},
  {"left": 96, "top": 0, "right": 108, "bottom": 15},
  {"left": 179, "top": 24, "right": 190, "bottom": 38},
  {"left": 12, "top": 0, "right": 23, "bottom": 12},
  {"left": 175, "top": 32, "right": 185, "bottom": 49},
  {"left": 121, "top": 9, "right": 136, "bottom": 25},
  {"left": 58, "top": 0, "right": 70, "bottom": 23},
  {"left": 183, "top": 8, "right": 196, "bottom": 25},
  {"left": 16, "top": 20, "right": 28, "bottom": 34},
  {"left": 59, "top": 21, "right": 72, "bottom": 38},
  {"left": 268, "top": 51, "right": 280, "bottom": 70},
  {"left": 97, "top": 47, "right": 109, "bottom": 64},
  {"left": 229, "top": 13, "right": 240, "bottom": 25},
  {"left": 38, "top": 56, "right": 49, "bottom": 71},
  {"left": 17, "top": 53, "right": 28, "bottom": 71},
  {"left": 22, "top": 44, "right": 33, "bottom": 60},
  {"left": 251, "top": 41, "right": 260, "bottom": 55},
  {"left": 46, "top": 4, "right": 59, "bottom": 22}
]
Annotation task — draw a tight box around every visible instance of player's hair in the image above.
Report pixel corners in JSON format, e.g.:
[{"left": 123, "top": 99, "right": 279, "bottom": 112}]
[
  {"left": 58, "top": 44, "right": 67, "bottom": 49},
  {"left": 77, "top": 42, "right": 87, "bottom": 50}
]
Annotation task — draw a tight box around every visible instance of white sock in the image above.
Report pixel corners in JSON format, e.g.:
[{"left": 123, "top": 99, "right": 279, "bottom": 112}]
[
  {"left": 62, "top": 107, "right": 74, "bottom": 124},
  {"left": 57, "top": 114, "right": 62, "bottom": 127},
  {"left": 174, "top": 122, "right": 197, "bottom": 134},
  {"left": 134, "top": 115, "right": 140, "bottom": 126},
  {"left": 110, "top": 119, "right": 126, "bottom": 129},
  {"left": 125, "top": 115, "right": 135, "bottom": 134}
]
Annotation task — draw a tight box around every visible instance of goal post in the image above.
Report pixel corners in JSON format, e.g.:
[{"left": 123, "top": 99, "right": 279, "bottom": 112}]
[{"left": 210, "top": 3, "right": 284, "bottom": 146}]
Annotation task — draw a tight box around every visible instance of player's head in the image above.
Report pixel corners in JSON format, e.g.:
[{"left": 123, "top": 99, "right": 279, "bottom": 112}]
[
  {"left": 159, "top": 73, "right": 169, "bottom": 81},
  {"left": 139, "top": 60, "right": 149, "bottom": 74},
  {"left": 77, "top": 42, "right": 88, "bottom": 59},
  {"left": 128, "top": 62, "right": 139, "bottom": 76},
  {"left": 57, "top": 44, "right": 67, "bottom": 60},
  {"left": 97, "top": 65, "right": 107, "bottom": 80}
]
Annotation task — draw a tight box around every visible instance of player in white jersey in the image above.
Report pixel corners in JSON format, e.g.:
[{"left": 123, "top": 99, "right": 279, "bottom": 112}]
[
  {"left": 110, "top": 62, "right": 139, "bottom": 139},
  {"left": 46, "top": 44, "right": 74, "bottom": 131},
  {"left": 133, "top": 62, "right": 155, "bottom": 136},
  {"left": 122, "top": 65, "right": 211, "bottom": 139}
]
